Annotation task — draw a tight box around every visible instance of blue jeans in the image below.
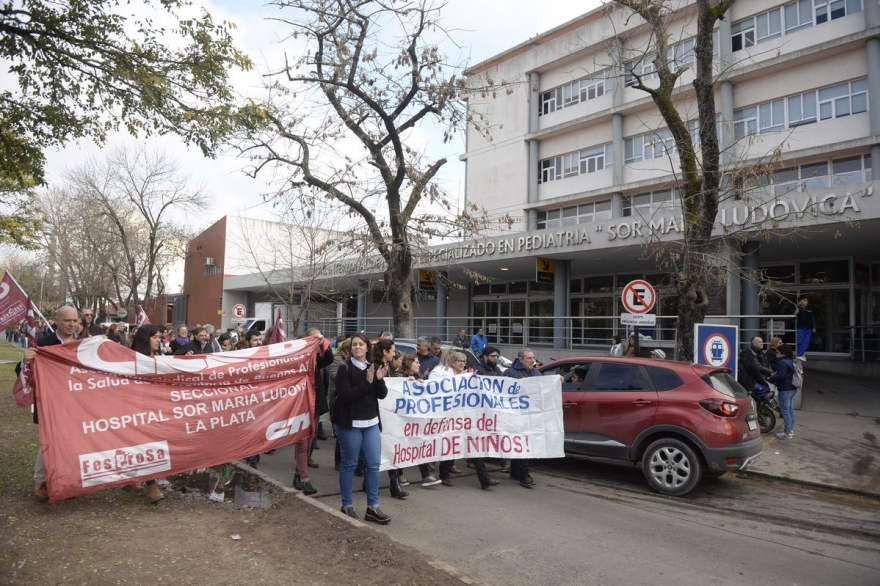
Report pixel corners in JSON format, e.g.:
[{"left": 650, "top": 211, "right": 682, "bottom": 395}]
[
  {"left": 778, "top": 390, "right": 796, "bottom": 434},
  {"left": 334, "top": 423, "right": 381, "bottom": 508},
  {"left": 796, "top": 328, "right": 812, "bottom": 357}
]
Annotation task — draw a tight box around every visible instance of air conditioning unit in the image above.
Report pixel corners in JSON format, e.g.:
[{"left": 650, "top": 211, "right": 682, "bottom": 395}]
[{"left": 204, "top": 257, "right": 214, "bottom": 266}]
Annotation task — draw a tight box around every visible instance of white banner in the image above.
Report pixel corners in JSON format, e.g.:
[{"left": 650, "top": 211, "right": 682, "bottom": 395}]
[{"left": 379, "top": 374, "right": 564, "bottom": 471}]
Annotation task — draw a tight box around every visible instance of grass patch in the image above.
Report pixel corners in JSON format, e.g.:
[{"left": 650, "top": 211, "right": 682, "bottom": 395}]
[{"left": 0, "top": 341, "right": 38, "bottom": 495}]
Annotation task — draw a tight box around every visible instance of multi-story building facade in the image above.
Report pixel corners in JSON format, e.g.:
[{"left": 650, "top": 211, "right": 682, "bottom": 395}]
[
  {"left": 457, "top": 0, "right": 880, "bottom": 358},
  {"left": 201, "top": 1, "right": 879, "bottom": 363}
]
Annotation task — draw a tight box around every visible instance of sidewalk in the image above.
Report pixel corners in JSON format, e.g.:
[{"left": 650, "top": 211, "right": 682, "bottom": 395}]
[{"left": 745, "top": 368, "right": 880, "bottom": 497}]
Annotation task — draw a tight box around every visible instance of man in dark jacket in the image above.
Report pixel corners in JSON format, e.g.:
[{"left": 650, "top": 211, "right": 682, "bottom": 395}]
[
  {"left": 416, "top": 336, "right": 439, "bottom": 378},
  {"left": 793, "top": 296, "right": 817, "bottom": 359},
  {"left": 173, "top": 327, "right": 214, "bottom": 355},
  {"left": 452, "top": 328, "right": 469, "bottom": 350},
  {"left": 475, "top": 345, "right": 503, "bottom": 376},
  {"left": 738, "top": 336, "right": 772, "bottom": 392},
  {"left": 502, "top": 348, "right": 540, "bottom": 488}
]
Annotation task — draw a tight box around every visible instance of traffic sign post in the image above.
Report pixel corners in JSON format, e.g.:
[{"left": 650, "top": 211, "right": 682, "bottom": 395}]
[
  {"left": 621, "top": 280, "right": 656, "bottom": 358},
  {"left": 694, "top": 324, "right": 739, "bottom": 375}
]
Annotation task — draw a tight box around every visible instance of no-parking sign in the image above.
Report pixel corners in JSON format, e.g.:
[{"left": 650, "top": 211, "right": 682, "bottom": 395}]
[
  {"left": 694, "top": 324, "right": 739, "bottom": 375},
  {"left": 621, "top": 280, "right": 655, "bottom": 315}
]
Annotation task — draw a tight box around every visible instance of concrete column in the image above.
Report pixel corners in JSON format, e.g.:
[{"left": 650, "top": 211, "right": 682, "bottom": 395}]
[
  {"left": 718, "top": 7, "right": 733, "bottom": 71},
  {"left": 529, "top": 71, "right": 540, "bottom": 134},
  {"left": 612, "top": 113, "right": 624, "bottom": 187},
  {"left": 527, "top": 70, "right": 541, "bottom": 231},
  {"left": 720, "top": 81, "right": 734, "bottom": 169},
  {"left": 528, "top": 139, "right": 539, "bottom": 230},
  {"left": 553, "top": 260, "right": 571, "bottom": 350},
  {"left": 867, "top": 38, "right": 880, "bottom": 137},
  {"left": 740, "top": 242, "right": 761, "bottom": 347},
  {"left": 611, "top": 192, "right": 625, "bottom": 219},
  {"left": 725, "top": 241, "right": 742, "bottom": 323},
  {"left": 611, "top": 38, "right": 624, "bottom": 109},
  {"left": 335, "top": 301, "right": 344, "bottom": 339},
  {"left": 357, "top": 280, "right": 367, "bottom": 333},
  {"left": 436, "top": 273, "right": 448, "bottom": 341}
]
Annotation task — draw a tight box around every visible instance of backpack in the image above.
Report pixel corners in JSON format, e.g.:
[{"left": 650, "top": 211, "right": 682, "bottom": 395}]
[{"left": 791, "top": 359, "right": 804, "bottom": 389}]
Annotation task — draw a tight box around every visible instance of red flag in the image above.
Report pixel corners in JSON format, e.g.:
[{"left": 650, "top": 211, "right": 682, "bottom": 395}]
[
  {"left": 0, "top": 272, "right": 29, "bottom": 330},
  {"left": 12, "top": 296, "right": 38, "bottom": 408},
  {"left": 136, "top": 305, "right": 150, "bottom": 327},
  {"left": 270, "top": 307, "right": 286, "bottom": 343}
]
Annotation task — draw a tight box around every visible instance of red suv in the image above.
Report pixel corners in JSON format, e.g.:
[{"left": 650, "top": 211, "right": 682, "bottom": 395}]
[{"left": 539, "top": 357, "right": 762, "bottom": 496}]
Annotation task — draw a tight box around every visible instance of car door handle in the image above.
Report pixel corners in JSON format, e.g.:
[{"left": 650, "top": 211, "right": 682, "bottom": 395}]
[
  {"left": 562, "top": 402, "right": 577, "bottom": 407},
  {"left": 631, "top": 399, "right": 652, "bottom": 406}
]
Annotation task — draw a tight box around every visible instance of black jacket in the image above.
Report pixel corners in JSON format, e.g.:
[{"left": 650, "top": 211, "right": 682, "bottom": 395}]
[
  {"left": 475, "top": 361, "right": 503, "bottom": 376},
  {"left": 738, "top": 346, "right": 771, "bottom": 391},
  {"left": 17, "top": 332, "right": 78, "bottom": 424},
  {"left": 313, "top": 346, "right": 334, "bottom": 416},
  {"left": 332, "top": 359, "right": 388, "bottom": 430}
]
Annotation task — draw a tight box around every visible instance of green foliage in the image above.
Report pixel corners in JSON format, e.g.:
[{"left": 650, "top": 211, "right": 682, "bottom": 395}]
[{"left": 0, "top": 0, "right": 255, "bottom": 184}]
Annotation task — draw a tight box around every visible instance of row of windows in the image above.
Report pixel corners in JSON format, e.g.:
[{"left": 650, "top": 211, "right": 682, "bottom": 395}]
[
  {"left": 624, "top": 38, "right": 699, "bottom": 87},
  {"left": 538, "top": 143, "right": 614, "bottom": 184},
  {"left": 536, "top": 151, "right": 870, "bottom": 230},
  {"left": 540, "top": 71, "right": 608, "bottom": 116},
  {"left": 536, "top": 200, "right": 613, "bottom": 229},
  {"left": 203, "top": 265, "right": 222, "bottom": 276},
  {"left": 732, "top": 0, "right": 863, "bottom": 52},
  {"left": 740, "top": 154, "right": 872, "bottom": 196},
  {"left": 624, "top": 123, "right": 700, "bottom": 163},
  {"left": 733, "top": 78, "right": 868, "bottom": 139}
]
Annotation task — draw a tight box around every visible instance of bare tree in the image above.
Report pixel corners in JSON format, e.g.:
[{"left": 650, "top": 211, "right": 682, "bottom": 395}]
[
  {"left": 611, "top": 0, "right": 735, "bottom": 360},
  {"left": 65, "top": 146, "right": 208, "bottom": 309},
  {"left": 235, "top": 0, "right": 494, "bottom": 338}
]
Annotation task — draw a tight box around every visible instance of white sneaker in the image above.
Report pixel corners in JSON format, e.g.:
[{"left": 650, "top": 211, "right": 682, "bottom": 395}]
[
  {"left": 776, "top": 432, "right": 794, "bottom": 440},
  {"left": 797, "top": 355, "right": 806, "bottom": 361}
]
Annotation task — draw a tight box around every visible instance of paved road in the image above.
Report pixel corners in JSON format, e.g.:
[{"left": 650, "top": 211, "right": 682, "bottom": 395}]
[{"left": 258, "top": 441, "right": 880, "bottom": 586}]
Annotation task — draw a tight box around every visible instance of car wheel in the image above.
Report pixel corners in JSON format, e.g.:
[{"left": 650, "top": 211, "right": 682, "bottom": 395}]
[
  {"left": 757, "top": 406, "right": 777, "bottom": 434},
  {"left": 642, "top": 438, "right": 703, "bottom": 496}
]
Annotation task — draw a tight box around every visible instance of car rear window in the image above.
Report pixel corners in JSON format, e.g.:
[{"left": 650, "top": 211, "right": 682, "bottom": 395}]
[
  {"left": 701, "top": 372, "right": 749, "bottom": 398},
  {"left": 646, "top": 366, "right": 685, "bottom": 391}
]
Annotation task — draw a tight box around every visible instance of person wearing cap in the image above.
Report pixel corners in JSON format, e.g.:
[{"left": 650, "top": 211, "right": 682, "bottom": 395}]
[{"left": 650, "top": 349, "right": 666, "bottom": 360}]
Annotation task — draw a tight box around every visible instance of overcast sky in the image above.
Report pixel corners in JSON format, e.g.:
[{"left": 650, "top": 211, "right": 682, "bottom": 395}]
[{"left": 40, "top": 0, "right": 606, "bottom": 232}]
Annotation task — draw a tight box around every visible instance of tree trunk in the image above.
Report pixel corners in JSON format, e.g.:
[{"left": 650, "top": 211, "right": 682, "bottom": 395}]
[
  {"left": 674, "top": 249, "right": 710, "bottom": 361},
  {"left": 386, "top": 266, "right": 415, "bottom": 340}
]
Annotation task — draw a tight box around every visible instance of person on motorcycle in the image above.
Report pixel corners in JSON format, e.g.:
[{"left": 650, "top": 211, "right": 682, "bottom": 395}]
[{"left": 738, "top": 336, "right": 772, "bottom": 392}]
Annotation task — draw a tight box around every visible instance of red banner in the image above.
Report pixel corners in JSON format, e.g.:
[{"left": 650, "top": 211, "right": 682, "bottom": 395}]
[
  {"left": 0, "top": 272, "right": 29, "bottom": 330},
  {"left": 33, "top": 337, "right": 319, "bottom": 502}
]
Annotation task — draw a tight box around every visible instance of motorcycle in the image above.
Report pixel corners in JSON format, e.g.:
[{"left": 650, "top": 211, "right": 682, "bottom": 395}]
[{"left": 750, "top": 384, "right": 783, "bottom": 434}]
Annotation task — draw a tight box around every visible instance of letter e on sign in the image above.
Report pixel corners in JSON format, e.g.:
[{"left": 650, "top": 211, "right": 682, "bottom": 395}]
[{"left": 621, "top": 280, "right": 655, "bottom": 314}]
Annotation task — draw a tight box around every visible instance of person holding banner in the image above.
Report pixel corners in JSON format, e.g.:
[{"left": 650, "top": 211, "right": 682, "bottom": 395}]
[
  {"left": 332, "top": 333, "right": 391, "bottom": 524},
  {"left": 502, "top": 349, "right": 540, "bottom": 488},
  {"left": 429, "top": 350, "right": 501, "bottom": 489},
  {"left": 129, "top": 325, "right": 167, "bottom": 503},
  {"left": 19, "top": 306, "right": 80, "bottom": 501},
  {"left": 373, "top": 340, "right": 410, "bottom": 499}
]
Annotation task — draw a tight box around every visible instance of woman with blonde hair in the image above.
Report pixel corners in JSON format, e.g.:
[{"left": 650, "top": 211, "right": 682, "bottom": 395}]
[{"left": 766, "top": 336, "right": 784, "bottom": 371}]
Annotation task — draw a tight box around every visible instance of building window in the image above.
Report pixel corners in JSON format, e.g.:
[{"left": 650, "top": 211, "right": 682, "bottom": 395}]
[
  {"left": 785, "top": 0, "right": 814, "bottom": 33},
  {"left": 668, "top": 39, "right": 695, "bottom": 72},
  {"left": 734, "top": 78, "right": 868, "bottom": 140},
  {"left": 539, "top": 71, "right": 608, "bottom": 117},
  {"left": 540, "top": 156, "right": 562, "bottom": 184},
  {"left": 624, "top": 55, "right": 657, "bottom": 87},
  {"left": 213, "top": 265, "right": 222, "bottom": 275},
  {"left": 731, "top": 19, "right": 755, "bottom": 52},
  {"left": 622, "top": 189, "right": 680, "bottom": 218},
  {"left": 537, "top": 199, "right": 614, "bottom": 229},
  {"left": 625, "top": 128, "right": 683, "bottom": 162},
  {"left": 539, "top": 143, "right": 611, "bottom": 184}
]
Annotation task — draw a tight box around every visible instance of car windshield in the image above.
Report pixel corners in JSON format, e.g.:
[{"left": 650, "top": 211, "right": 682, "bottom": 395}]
[{"left": 702, "top": 372, "right": 749, "bottom": 398}]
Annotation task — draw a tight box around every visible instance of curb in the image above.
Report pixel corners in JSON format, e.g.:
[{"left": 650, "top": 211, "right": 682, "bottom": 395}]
[
  {"left": 233, "top": 461, "right": 487, "bottom": 586},
  {"left": 737, "top": 468, "right": 880, "bottom": 501}
]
